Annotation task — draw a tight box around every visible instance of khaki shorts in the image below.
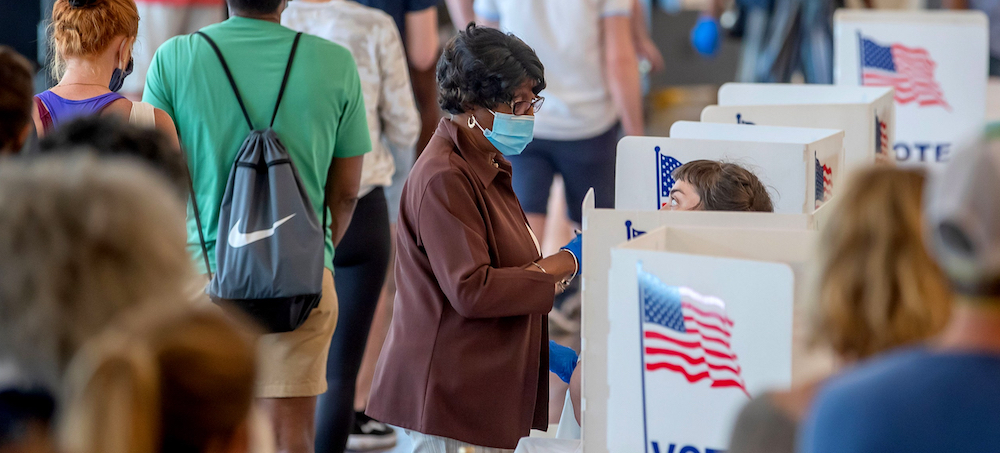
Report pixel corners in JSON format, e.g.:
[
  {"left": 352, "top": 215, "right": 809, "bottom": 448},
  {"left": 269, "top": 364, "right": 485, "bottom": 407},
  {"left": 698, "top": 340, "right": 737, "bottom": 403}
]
[{"left": 256, "top": 269, "right": 338, "bottom": 398}]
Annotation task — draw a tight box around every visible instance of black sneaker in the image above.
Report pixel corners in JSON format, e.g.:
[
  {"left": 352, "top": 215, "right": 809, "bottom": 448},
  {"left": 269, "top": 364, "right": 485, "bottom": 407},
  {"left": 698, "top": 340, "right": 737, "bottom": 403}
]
[{"left": 346, "top": 412, "right": 397, "bottom": 451}]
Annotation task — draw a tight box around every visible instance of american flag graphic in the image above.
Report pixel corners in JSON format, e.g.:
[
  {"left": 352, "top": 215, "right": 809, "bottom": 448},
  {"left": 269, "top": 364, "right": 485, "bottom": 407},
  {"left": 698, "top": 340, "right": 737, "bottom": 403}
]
[
  {"left": 815, "top": 155, "right": 833, "bottom": 208},
  {"left": 875, "top": 114, "right": 889, "bottom": 157},
  {"left": 638, "top": 267, "right": 748, "bottom": 397},
  {"left": 657, "top": 150, "right": 683, "bottom": 209},
  {"left": 859, "top": 33, "right": 950, "bottom": 110}
]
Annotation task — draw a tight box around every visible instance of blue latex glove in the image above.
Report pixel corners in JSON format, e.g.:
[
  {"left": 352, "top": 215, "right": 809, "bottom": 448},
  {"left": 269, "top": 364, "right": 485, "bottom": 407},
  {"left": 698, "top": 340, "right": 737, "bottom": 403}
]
[
  {"left": 549, "top": 340, "right": 579, "bottom": 384},
  {"left": 560, "top": 232, "right": 582, "bottom": 272},
  {"left": 690, "top": 16, "right": 721, "bottom": 57}
]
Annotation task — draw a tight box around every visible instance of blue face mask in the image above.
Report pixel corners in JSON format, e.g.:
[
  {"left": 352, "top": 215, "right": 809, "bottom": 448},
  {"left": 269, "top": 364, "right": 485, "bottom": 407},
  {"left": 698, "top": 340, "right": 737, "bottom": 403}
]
[
  {"left": 471, "top": 109, "right": 535, "bottom": 156},
  {"left": 109, "top": 58, "right": 133, "bottom": 92}
]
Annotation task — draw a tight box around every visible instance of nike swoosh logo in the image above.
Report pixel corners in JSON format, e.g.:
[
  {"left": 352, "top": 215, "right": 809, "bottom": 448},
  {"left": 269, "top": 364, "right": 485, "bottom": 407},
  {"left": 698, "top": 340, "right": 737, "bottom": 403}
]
[{"left": 228, "top": 214, "right": 296, "bottom": 248}]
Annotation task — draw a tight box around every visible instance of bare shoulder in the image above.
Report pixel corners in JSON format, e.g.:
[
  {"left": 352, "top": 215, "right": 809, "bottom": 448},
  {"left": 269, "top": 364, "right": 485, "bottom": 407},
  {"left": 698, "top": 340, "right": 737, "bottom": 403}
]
[
  {"left": 103, "top": 98, "right": 134, "bottom": 119},
  {"left": 153, "top": 108, "right": 176, "bottom": 129},
  {"left": 152, "top": 108, "right": 180, "bottom": 150}
]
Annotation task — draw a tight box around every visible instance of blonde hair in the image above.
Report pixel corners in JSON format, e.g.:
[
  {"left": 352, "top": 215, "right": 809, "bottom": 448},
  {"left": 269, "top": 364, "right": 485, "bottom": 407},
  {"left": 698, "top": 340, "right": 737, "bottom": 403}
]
[
  {"left": 810, "top": 166, "right": 951, "bottom": 360},
  {"left": 49, "top": 0, "right": 139, "bottom": 78},
  {"left": 0, "top": 155, "right": 194, "bottom": 388},
  {"left": 59, "top": 307, "right": 257, "bottom": 453}
]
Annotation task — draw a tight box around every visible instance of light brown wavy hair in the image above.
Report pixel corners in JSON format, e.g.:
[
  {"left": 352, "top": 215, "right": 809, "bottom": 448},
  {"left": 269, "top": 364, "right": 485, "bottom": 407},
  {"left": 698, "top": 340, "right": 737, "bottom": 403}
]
[
  {"left": 59, "top": 307, "right": 256, "bottom": 453},
  {"left": 49, "top": 0, "right": 139, "bottom": 78},
  {"left": 672, "top": 160, "right": 774, "bottom": 212},
  {"left": 810, "top": 166, "right": 951, "bottom": 360},
  {"left": 0, "top": 155, "right": 194, "bottom": 388}
]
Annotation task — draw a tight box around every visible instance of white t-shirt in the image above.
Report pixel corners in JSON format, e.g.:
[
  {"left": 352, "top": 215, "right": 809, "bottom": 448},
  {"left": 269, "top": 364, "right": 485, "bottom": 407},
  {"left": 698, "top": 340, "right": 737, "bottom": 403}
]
[
  {"left": 474, "top": 0, "right": 632, "bottom": 141},
  {"left": 282, "top": 0, "right": 420, "bottom": 197}
]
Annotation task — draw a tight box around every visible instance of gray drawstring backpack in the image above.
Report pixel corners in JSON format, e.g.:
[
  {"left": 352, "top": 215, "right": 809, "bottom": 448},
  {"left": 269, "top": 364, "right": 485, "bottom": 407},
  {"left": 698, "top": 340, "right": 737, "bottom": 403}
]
[{"left": 188, "top": 31, "right": 326, "bottom": 333}]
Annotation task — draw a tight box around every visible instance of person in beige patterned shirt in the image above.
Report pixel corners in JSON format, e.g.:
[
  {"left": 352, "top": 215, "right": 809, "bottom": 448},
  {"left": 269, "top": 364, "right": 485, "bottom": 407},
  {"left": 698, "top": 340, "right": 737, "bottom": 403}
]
[{"left": 282, "top": 3, "right": 420, "bottom": 452}]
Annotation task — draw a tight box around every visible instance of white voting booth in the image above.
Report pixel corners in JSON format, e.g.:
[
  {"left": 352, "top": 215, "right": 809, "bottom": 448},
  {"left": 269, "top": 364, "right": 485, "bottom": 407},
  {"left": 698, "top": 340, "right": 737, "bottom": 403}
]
[
  {"left": 580, "top": 191, "right": 833, "bottom": 453},
  {"left": 603, "top": 225, "right": 815, "bottom": 453},
  {"left": 834, "top": 10, "right": 988, "bottom": 165},
  {"left": 702, "top": 84, "right": 895, "bottom": 172},
  {"left": 614, "top": 123, "right": 844, "bottom": 214}
]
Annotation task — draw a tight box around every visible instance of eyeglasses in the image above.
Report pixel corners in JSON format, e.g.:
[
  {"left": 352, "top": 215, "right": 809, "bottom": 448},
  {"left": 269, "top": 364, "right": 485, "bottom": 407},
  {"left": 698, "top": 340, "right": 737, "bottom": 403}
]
[{"left": 509, "top": 96, "right": 545, "bottom": 116}]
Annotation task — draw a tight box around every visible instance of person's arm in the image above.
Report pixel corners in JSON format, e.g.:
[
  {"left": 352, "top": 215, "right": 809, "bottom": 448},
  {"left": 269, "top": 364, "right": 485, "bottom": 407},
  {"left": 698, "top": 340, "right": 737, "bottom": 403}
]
[
  {"left": 603, "top": 15, "right": 644, "bottom": 136},
  {"left": 524, "top": 233, "right": 578, "bottom": 294},
  {"left": 326, "top": 52, "right": 372, "bottom": 246},
  {"left": 445, "top": 0, "right": 475, "bottom": 30},
  {"left": 630, "top": 0, "right": 665, "bottom": 73},
  {"left": 153, "top": 108, "right": 181, "bottom": 151},
  {"left": 143, "top": 40, "right": 180, "bottom": 143},
  {"left": 570, "top": 362, "right": 582, "bottom": 425},
  {"left": 378, "top": 19, "right": 421, "bottom": 151},
  {"left": 418, "top": 171, "right": 556, "bottom": 318},
  {"left": 31, "top": 98, "right": 43, "bottom": 138},
  {"left": 325, "top": 155, "right": 364, "bottom": 246},
  {"left": 404, "top": 7, "right": 440, "bottom": 72},
  {"left": 523, "top": 251, "right": 576, "bottom": 296}
]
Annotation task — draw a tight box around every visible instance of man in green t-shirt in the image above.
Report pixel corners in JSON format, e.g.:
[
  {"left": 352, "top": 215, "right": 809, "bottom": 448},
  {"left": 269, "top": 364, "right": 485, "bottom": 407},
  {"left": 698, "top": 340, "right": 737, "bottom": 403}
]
[{"left": 143, "top": 1, "right": 371, "bottom": 452}]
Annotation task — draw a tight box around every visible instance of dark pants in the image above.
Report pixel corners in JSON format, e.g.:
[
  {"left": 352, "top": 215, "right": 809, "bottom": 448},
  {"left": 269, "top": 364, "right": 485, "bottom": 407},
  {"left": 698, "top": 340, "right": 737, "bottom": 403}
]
[
  {"left": 315, "top": 187, "right": 392, "bottom": 453},
  {"left": 507, "top": 124, "right": 619, "bottom": 224}
]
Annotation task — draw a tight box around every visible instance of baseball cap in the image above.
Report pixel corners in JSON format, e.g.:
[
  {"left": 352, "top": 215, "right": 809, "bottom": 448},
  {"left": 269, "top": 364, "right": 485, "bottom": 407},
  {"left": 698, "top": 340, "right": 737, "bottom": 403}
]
[{"left": 925, "top": 133, "right": 1000, "bottom": 296}]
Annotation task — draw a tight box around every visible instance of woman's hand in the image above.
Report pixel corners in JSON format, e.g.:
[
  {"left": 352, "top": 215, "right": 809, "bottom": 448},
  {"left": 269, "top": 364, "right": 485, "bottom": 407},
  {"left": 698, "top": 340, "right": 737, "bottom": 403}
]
[
  {"left": 549, "top": 340, "right": 579, "bottom": 384},
  {"left": 524, "top": 234, "right": 581, "bottom": 295},
  {"left": 560, "top": 233, "right": 582, "bottom": 273}
]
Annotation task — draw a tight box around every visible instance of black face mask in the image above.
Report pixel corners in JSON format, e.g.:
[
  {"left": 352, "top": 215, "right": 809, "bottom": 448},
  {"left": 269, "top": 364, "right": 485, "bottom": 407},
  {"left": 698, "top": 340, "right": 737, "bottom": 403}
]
[{"left": 109, "top": 57, "right": 133, "bottom": 92}]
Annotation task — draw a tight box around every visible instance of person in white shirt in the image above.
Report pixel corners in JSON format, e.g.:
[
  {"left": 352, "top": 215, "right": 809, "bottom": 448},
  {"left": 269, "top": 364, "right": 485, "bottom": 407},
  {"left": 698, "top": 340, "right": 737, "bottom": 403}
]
[
  {"left": 123, "top": 0, "right": 226, "bottom": 99},
  {"left": 474, "top": 0, "right": 644, "bottom": 246},
  {"left": 281, "top": 3, "right": 420, "bottom": 452}
]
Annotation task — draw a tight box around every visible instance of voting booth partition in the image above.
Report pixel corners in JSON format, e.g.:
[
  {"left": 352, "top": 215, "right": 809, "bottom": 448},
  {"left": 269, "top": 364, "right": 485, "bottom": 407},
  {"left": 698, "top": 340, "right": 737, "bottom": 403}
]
[
  {"left": 579, "top": 191, "right": 834, "bottom": 453},
  {"left": 614, "top": 124, "right": 844, "bottom": 214},
  {"left": 834, "top": 10, "right": 988, "bottom": 166},
  {"left": 702, "top": 83, "right": 895, "bottom": 172},
  {"left": 602, "top": 225, "right": 817, "bottom": 453}
]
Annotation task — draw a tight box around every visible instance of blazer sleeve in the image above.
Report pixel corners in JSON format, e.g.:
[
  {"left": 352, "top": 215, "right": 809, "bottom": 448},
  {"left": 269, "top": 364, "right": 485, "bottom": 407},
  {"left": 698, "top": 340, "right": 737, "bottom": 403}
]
[{"left": 416, "top": 170, "right": 555, "bottom": 319}]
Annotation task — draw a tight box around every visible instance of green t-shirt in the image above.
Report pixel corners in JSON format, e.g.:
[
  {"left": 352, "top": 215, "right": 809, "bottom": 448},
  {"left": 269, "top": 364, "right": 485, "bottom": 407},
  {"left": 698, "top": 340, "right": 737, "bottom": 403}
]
[{"left": 144, "top": 17, "right": 372, "bottom": 273}]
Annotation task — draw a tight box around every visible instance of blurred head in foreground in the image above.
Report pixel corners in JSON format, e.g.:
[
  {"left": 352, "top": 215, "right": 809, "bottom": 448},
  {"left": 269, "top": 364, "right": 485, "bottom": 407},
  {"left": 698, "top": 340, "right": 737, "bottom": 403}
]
[
  {"left": 0, "top": 155, "right": 194, "bottom": 389},
  {"left": 59, "top": 307, "right": 256, "bottom": 453},
  {"left": 665, "top": 160, "right": 774, "bottom": 212},
  {"left": 812, "top": 167, "right": 951, "bottom": 361},
  {"left": 37, "top": 115, "right": 188, "bottom": 196},
  {"left": 0, "top": 46, "right": 34, "bottom": 154}
]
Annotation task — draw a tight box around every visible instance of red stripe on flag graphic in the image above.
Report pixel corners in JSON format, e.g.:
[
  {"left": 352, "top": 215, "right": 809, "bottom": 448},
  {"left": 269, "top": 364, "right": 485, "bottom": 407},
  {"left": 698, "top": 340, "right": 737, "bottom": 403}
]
[
  {"left": 862, "top": 41, "right": 950, "bottom": 110},
  {"left": 641, "top": 285, "right": 748, "bottom": 396}
]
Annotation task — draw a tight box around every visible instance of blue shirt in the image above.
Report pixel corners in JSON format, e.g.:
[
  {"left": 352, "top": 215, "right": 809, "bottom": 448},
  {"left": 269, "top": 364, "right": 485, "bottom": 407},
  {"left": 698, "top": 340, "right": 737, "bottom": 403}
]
[
  {"left": 353, "top": 0, "right": 439, "bottom": 38},
  {"left": 799, "top": 347, "right": 1000, "bottom": 453}
]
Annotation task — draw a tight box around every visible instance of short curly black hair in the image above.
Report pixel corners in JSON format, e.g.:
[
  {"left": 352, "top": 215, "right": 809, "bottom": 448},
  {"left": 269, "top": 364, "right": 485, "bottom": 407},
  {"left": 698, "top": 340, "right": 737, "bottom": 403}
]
[{"left": 437, "top": 24, "right": 545, "bottom": 115}]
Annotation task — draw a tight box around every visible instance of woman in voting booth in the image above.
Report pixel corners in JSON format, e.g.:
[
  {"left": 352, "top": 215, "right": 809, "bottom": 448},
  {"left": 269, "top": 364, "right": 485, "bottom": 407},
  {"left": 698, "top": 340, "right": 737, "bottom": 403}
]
[
  {"left": 663, "top": 160, "right": 774, "bottom": 212},
  {"left": 365, "top": 24, "right": 582, "bottom": 451}
]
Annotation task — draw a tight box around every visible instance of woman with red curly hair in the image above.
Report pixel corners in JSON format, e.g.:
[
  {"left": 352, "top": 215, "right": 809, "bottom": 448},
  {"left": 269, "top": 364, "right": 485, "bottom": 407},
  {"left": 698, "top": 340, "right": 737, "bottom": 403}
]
[{"left": 32, "top": 0, "right": 178, "bottom": 149}]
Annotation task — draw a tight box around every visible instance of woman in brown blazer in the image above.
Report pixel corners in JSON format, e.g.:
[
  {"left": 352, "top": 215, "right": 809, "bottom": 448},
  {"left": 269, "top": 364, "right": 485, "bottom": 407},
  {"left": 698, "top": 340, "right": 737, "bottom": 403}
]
[{"left": 365, "top": 24, "right": 581, "bottom": 452}]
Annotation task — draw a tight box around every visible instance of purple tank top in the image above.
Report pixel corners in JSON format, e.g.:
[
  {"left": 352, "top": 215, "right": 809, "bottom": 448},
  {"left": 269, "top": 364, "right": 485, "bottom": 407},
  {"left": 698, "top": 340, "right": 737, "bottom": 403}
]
[{"left": 35, "top": 91, "right": 126, "bottom": 128}]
